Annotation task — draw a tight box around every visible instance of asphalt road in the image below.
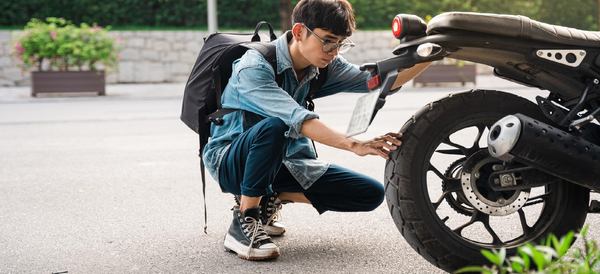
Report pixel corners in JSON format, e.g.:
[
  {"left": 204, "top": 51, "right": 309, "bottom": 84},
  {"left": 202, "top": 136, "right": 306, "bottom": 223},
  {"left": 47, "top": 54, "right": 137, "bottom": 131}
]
[{"left": 1, "top": 79, "right": 598, "bottom": 273}]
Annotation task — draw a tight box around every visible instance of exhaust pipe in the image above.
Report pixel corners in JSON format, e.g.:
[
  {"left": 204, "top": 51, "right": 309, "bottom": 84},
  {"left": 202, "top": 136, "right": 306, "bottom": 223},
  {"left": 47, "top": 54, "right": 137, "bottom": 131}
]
[{"left": 488, "top": 113, "right": 600, "bottom": 191}]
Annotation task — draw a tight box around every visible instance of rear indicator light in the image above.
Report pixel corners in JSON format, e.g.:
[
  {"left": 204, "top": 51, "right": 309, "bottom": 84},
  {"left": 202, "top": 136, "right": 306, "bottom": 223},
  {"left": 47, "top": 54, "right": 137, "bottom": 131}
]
[{"left": 367, "top": 75, "right": 381, "bottom": 90}]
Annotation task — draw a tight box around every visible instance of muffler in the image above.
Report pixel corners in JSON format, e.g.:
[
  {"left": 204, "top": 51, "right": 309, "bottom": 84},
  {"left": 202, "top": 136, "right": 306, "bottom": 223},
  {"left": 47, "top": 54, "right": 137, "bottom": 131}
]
[{"left": 487, "top": 113, "right": 600, "bottom": 191}]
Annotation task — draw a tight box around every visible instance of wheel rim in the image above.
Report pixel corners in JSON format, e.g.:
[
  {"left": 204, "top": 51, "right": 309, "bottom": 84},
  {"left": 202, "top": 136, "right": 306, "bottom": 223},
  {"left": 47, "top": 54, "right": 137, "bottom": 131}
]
[{"left": 423, "top": 117, "right": 564, "bottom": 249}]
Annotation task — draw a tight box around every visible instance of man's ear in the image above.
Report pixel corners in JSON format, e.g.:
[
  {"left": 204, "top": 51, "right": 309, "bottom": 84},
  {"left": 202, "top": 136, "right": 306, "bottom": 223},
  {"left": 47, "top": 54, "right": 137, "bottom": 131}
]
[{"left": 291, "top": 23, "right": 304, "bottom": 42}]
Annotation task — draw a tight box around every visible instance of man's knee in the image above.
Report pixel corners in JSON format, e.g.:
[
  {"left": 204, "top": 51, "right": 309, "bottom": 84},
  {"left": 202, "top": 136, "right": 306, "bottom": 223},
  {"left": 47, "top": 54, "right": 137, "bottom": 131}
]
[
  {"left": 256, "top": 117, "right": 289, "bottom": 142},
  {"left": 362, "top": 180, "right": 385, "bottom": 211}
]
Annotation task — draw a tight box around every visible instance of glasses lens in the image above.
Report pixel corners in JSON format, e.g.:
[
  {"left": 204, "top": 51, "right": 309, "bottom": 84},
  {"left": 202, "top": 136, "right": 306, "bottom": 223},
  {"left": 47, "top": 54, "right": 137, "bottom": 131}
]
[
  {"left": 323, "top": 43, "right": 338, "bottom": 53},
  {"left": 338, "top": 43, "right": 354, "bottom": 54}
]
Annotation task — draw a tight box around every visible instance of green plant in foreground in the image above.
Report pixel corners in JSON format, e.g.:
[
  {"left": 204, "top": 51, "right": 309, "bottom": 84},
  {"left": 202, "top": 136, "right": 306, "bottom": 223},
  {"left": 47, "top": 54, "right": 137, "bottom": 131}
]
[
  {"left": 456, "top": 225, "right": 599, "bottom": 274},
  {"left": 14, "top": 17, "right": 118, "bottom": 72}
]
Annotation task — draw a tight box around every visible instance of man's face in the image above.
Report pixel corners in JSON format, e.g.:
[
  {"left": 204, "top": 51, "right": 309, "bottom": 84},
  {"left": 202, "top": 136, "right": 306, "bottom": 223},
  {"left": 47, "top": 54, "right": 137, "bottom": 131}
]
[{"left": 295, "top": 24, "right": 348, "bottom": 68}]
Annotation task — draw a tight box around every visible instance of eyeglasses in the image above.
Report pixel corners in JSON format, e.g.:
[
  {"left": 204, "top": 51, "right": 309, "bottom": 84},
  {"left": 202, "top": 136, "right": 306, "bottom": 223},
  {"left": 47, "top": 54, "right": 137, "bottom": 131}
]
[{"left": 302, "top": 24, "right": 355, "bottom": 54}]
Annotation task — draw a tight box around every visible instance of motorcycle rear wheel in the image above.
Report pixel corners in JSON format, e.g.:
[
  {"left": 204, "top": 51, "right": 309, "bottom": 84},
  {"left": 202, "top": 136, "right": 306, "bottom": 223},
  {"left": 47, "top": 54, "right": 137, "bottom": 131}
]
[{"left": 385, "top": 90, "right": 589, "bottom": 272}]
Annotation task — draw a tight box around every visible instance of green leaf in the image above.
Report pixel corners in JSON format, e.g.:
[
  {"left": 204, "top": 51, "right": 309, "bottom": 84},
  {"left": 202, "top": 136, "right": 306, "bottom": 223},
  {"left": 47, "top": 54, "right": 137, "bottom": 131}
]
[
  {"left": 537, "top": 246, "right": 558, "bottom": 258},
  {"left": 498, "top": 248, "right": 506, "bottom": 265},
  {"left": 520, "top": 252, "right": 531, "bottom": 270},
  {"left": 482, "top": 249, "right": 502, "bottom": 266},
  {"left": 581, "top": 225, "right": 590, "bottom": 238},
  {"left": 510, "top": 257, "right": 525, "bottom": 273},
  {"left": 530, "top": 246, "right": 547, "bottom": 270},
  {"left": 545, "top": 234, "right": 555, "bottom": 247},
  {"left": 575, "top": 263, "right": 590, "bottom": 274},
  {"left": 557, "top": 231, "right": 575, "bottom": 257},
  {"left": 455, "top": 266, "right": 492, "bottom": 274}
]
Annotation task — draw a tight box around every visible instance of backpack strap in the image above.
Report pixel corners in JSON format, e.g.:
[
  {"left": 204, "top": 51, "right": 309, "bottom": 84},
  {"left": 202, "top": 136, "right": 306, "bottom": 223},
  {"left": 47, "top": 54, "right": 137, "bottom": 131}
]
[
  {"left": 252, "top": 21, "right": 278, "bottom": 42},
  {"left": 247, "top": 43, "right": 283, "bottom": 86},
  {"left": 305, "top": 67, "right": 328, "bottom": 111},
  {"left": 206, "top": 43, "right": 279, "bottom": 126},
  {"left": 305, "top": 67, "right": 328, "bottom": 158},
  {"left": 198, "top": 132, "right": 209, "bottom": 234}
]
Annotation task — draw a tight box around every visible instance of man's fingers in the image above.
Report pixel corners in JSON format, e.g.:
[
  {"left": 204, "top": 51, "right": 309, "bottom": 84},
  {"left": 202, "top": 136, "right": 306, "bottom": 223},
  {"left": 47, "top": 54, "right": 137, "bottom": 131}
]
[
  {"left": 386, "top": 132, "right": 403, "bottom": 141},
  {"left": 365, "top": 146, "right": 389, "bottom": 159},
  {"left": 372, "top": 140, "right": 397, "bottom": 151},
  {"left": 382, "top": 135, "right": 402, "bottom": 146},
  {"left": 388, "top": 132, "right": 402, "bottom": 138}
]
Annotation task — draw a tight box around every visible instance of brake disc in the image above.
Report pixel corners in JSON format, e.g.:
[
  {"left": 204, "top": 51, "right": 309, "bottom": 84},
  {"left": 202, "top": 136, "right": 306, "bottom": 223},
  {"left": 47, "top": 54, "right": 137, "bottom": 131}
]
[{"left": 460, "top": 150, "right": 529, "bottom": 216}]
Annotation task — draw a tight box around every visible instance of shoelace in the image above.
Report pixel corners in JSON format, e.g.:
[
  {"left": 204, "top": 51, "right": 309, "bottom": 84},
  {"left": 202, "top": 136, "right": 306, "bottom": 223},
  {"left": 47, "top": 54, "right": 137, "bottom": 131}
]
[
  {"left": 265, "top": 200, "right": 282, "bottom": 225},
  {"left": 241, "top": 216, "right": 270, "bottom": 257}
]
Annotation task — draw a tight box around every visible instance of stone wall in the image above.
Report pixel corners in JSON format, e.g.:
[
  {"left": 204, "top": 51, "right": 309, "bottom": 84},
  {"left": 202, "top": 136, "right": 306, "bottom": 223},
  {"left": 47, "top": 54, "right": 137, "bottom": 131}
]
[
  {"left": 0, "top": 31, "right": 26, "bottom": 86},
  {"left": 0, "top": 30, "right": 398, "bottom": 87}
]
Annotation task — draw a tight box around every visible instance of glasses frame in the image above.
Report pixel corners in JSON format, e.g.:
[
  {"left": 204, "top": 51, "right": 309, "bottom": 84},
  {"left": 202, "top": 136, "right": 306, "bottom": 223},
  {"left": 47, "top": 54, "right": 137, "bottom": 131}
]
[{"left": 301, "top": 24, "right": 355, "bottom": 54}]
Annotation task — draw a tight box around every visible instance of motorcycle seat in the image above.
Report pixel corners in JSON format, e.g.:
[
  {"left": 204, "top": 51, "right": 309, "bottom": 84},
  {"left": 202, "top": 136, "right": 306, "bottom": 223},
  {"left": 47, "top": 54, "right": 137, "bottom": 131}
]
[{"left": 428, "top": 12, "right": 600, "bottom": 47}]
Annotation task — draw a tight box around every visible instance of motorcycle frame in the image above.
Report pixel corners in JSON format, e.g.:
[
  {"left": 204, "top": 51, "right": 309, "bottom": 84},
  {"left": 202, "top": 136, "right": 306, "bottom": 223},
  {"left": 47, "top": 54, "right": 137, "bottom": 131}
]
[
  {"left": 374, "top": 31, "right": 600, "bottom": 117},
  {"left": 366, "top": 30, "right": 600, "bottom": 194}
]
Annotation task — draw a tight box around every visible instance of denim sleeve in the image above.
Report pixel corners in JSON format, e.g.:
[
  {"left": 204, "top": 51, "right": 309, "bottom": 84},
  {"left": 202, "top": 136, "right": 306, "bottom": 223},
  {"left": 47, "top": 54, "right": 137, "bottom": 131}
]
[
  {"left": 315, "top": 55, "right": 370, "bottom": 99},
  {"left": 233, "top": 53, "right": 319, "bottom": 139}
]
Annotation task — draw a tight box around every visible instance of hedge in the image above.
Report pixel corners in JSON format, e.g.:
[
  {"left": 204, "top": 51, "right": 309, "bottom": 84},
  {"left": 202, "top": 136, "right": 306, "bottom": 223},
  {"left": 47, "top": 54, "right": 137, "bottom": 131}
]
[{"left": 0, "top": 0, "right": 597, "bottom": 30}]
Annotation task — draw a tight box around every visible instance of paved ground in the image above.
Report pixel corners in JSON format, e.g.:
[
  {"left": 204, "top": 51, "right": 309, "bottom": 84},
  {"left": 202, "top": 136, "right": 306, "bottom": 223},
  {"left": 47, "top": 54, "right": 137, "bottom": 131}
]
[{"left": 1, "top": 76, "right": 598, "bottom": 273}]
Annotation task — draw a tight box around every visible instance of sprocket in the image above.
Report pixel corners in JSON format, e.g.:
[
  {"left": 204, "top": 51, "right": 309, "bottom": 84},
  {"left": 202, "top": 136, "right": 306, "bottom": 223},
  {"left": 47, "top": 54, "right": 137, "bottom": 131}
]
[{"left": 442, "top": 157, "right": 476, "bottom": 216}]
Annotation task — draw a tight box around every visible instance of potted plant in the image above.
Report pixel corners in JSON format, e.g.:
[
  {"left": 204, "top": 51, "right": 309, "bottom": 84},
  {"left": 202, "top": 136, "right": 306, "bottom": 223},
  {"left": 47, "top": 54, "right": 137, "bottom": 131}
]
[{"left": 14, "top": 17, "right": 118, "bottom": 97}]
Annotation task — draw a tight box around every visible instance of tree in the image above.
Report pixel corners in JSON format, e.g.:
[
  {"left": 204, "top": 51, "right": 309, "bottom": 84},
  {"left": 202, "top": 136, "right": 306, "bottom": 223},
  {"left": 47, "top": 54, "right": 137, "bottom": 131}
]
[{"left": 279, "top": 0, "right": 292, "bottom": 32}]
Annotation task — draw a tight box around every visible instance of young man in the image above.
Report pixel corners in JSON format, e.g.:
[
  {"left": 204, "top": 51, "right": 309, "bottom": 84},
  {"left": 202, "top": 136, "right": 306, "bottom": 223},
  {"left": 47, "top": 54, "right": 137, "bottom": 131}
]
[{"left": 202, "top": 0, "right": 428, "bottom": 261}]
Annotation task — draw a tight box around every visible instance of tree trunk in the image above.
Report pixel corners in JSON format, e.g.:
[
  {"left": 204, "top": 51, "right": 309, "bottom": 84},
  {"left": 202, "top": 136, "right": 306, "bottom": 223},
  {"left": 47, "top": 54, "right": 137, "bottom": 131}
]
[
  {"left": 598, "top": 0, "right": 600, "bottom": 30},
  {"left": 279, "top": 0, "right": 292, "bottom": 32}
]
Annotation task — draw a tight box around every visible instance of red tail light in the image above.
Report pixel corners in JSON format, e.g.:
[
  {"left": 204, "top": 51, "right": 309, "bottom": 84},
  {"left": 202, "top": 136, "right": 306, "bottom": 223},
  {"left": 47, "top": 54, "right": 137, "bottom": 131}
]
[
  {"left": 367, "top": 75, "right": 381, "bottom": 90},
  {"left": 392, "top": 16, "right": 403, "bottom": 39},
  {"left": 391, "top": 14, "right": 427, "bottom": 41}
]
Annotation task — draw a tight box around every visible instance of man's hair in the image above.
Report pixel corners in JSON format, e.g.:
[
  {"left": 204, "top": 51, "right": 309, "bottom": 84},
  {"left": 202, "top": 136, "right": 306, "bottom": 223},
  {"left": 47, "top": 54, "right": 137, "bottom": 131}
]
[{"left": 291, "top": 0, "right": 356, "bottom": 37}]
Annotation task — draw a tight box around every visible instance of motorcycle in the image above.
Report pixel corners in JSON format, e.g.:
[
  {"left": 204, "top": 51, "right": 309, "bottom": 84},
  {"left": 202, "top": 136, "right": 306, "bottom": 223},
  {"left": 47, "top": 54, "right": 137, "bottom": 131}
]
[{"left": 361, "top": 12, "right": 600, "bottom": 272}]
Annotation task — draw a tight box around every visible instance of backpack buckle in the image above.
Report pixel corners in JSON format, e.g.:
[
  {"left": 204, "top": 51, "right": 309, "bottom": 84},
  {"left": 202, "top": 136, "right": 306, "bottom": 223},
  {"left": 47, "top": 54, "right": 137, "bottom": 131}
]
[{"left": 209, "top": 117, "right": 225, "bottom": 125}]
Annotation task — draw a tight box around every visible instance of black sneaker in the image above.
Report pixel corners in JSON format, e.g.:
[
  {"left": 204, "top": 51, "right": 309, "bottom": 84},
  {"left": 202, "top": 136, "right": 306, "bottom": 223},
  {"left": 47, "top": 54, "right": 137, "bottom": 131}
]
[
  {"left": 233, "top": 194, "right": 287, "bottom": 236},
  {"left": 223, "top": 207, "right": 280, "bottom": 260},
  {"left": 259, "top": 193, "right": 286, "bottom": 236}
]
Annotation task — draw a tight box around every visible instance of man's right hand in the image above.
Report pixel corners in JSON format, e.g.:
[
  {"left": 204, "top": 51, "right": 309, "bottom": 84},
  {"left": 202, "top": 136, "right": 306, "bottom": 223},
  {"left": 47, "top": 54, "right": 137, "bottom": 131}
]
[
  {"left": 350, "top": 132, "right": 402, "bottom": 160},
  {"left": 301, "top": 118, "right": 403, "bottom": 160}
]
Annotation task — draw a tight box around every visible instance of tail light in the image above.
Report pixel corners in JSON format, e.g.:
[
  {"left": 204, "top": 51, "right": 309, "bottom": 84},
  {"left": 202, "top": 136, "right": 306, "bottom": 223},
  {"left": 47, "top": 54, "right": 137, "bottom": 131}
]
[
  {"left": 392, "top": 16, "right": 403, "bottom": 39},
  {"left": 391, "top": 14, "right": 427, "bottom": 41}
]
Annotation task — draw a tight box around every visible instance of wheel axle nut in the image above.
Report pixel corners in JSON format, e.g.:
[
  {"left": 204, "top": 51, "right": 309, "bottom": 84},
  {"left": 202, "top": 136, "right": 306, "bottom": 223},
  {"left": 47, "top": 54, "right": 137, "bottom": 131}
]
[{"left": 499, "top": 174, "right": 515, "bottom": 187}]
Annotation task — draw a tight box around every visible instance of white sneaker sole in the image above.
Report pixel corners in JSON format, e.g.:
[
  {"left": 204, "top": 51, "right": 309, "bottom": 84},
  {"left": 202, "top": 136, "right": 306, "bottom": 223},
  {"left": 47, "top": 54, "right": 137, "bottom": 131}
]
[
  {"left": 264, "top": 225, "right": 286, "bottom": 237},
  {"left": 223, "top": 233, "right": 280, "bottom": 260}
]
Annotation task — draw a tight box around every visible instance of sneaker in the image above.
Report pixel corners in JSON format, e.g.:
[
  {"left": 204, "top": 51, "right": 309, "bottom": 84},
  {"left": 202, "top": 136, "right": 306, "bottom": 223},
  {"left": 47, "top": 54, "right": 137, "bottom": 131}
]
[
  {"left": 259, "top": 193, "right": 286, "bottom": 236},
  {"left": 223, "top": 207, "right": 280, "bottom": 260},
  {"left": 233, "top": 194, "right": 287, "bottom": 236}
]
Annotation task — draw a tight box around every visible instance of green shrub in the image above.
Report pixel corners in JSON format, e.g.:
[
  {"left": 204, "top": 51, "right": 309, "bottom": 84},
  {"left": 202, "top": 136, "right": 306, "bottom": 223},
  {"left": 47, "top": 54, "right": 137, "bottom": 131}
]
[
  {"left": 1, "top": 0, "right": 597, "bottom": 31},
  {"left": 456, "top": 226, "right": 600, "bottom": 274},
  {"left": 14, "top": 17, "right": 118, "bottom": 71}
]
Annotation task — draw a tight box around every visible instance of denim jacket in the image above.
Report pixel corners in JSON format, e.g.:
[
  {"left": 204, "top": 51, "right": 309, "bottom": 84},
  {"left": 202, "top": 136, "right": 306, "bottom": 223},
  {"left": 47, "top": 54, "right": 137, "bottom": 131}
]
[{"left": 202, "top": 31, "right": 370, "bottom": 189}]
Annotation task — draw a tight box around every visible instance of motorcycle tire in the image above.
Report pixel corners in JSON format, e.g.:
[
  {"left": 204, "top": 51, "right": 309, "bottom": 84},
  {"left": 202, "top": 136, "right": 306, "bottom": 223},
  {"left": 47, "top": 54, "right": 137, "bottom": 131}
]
[{"left": 385, "top": 89, "right": 589, "bottom": 272}]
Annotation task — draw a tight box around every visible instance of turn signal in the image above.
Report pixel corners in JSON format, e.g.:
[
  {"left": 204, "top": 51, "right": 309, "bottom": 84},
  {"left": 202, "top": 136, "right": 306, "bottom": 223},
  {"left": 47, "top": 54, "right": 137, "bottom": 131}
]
[{"left": 367, "top": 75, "right": 381, "bottom": 90}]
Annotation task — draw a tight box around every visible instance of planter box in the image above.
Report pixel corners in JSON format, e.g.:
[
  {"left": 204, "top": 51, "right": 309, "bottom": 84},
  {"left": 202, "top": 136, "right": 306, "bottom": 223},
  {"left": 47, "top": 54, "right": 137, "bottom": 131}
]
[
  {"left": 413, "top": 64, "right": 476, "bottom": 87},
  {"left": 31, "top": 71, "right": 106, "bottom": 97}
]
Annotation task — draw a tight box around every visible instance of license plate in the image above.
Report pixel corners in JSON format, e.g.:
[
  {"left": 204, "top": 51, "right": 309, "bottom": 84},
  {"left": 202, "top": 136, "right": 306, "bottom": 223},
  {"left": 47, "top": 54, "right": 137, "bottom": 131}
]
[{"left": 346, "top": 89, "right": 381, "bottom": 137}]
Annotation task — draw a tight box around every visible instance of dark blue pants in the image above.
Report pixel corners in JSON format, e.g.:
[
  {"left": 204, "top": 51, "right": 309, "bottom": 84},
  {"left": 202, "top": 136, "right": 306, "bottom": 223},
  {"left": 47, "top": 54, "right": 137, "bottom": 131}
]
[{"left": 218, "top": 117, "right": 384, "bottom": 214}]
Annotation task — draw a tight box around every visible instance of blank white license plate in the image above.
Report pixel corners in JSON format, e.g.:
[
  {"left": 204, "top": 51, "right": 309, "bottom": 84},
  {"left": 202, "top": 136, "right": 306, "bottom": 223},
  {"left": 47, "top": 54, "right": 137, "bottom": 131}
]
[{"left": 346, "top": 89, "right": 381, "bottom": 137}]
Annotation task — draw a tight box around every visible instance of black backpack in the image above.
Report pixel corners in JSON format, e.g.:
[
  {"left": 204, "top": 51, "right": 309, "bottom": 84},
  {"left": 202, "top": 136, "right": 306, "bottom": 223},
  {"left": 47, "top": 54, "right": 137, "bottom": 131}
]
[{"left": 180, "top": 21, "right": 328, "bottom": 233}]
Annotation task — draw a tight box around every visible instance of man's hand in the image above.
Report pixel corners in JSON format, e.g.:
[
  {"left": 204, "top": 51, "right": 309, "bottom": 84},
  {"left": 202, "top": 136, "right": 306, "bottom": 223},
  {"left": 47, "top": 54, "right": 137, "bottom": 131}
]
[
  {"left": 301, "top": 119, "right": 403, "bottom": 159},
  {"left": 350, "top": 132, "right": 403, "bottom": 159}
]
